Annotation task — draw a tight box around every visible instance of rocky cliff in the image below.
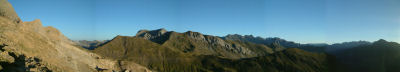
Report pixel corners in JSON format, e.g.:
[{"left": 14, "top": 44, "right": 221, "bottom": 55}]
[{"left": 0, "top": 0, "right": 150, "bottom": 71}]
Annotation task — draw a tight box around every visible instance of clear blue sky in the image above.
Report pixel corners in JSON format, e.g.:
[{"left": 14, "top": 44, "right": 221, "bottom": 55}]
[{"left": 8, "top": 0, "right": 400, "bottom": 44}]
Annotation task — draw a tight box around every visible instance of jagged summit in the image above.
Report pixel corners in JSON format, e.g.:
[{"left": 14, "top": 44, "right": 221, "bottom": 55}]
[
  {"left": 0, "top": 0, "right": 21, "bottom": 23},
  {"left": 135, "top": 28, "right": 172, "bottom": 44},
  {"left": 136, "top": 28, "right": 168, "bottom": 36}
]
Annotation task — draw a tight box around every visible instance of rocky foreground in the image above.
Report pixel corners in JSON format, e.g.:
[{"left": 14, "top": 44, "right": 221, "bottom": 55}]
[
  {"left": 0, "top": 0, "right": 150, "bottom": 71},
  {"left": 2, "top": 0, "right": 400, "bottom": 72}
]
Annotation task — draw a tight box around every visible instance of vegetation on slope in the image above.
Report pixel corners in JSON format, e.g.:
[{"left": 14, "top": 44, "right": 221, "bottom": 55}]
[
  {"left": 93, "top": 34, "right": 335, "bottom": 72},
  {"left": 161, "top": 31, "right": 274, "bottom": 59},
  {"left": 333, "top": 39, "right": 400, "bottom": 72},
  {"left": 223, "top": 34, "right": 326, "bottom": 53}
]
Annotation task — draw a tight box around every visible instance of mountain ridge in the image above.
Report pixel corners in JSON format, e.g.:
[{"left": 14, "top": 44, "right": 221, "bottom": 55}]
[
  {"left": 92, "top": 28, "right": 337, "bottom": 72},
  {"left": 2, "top": 0, "right": 400, "bottom": 71},
  {"left": 135, "top": 29, "right": 274, "bottom": 59}
]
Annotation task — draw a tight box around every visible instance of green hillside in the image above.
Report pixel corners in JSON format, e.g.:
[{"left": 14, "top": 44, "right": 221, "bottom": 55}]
[{"left": 93, "top": 30, "right": 335, "bottom": 72}]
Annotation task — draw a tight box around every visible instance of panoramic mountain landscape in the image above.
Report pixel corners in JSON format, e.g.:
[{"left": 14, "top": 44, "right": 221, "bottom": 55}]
[{"left": 1, "top": 0, "right": 400, "bottom": 72}]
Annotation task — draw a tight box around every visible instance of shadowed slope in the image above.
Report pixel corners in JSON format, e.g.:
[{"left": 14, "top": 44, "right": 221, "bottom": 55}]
[
  {"left": 200, "top": 48, "right": 337, "bottom": 72},
  {"left": 333, "top": 39, "right": 400, "bottom": 72},
  {"left": 223, "top": 34, "right": 327, "bottom": 53}
]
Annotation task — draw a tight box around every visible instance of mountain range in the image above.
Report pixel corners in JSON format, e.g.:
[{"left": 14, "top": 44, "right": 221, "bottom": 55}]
[
  {"left": 1, "top": 0, "right": 400, "bottom": 72},
  {"left": 92, "top": 29, "right": 336, "bottom": 72}
]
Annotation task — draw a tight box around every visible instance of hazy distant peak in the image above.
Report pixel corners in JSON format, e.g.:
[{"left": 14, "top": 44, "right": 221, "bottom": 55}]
[
  {"left": 184, "top": 31, "right": 203, "bottom": 36},
  {"left": 375, "top": 39, "right": 388, "bottom": 43},
  {"left": 74, "top": 40, "right": 109, "bottom": 50},
  {"left": 372, "top": 39, "right": 390, "bottom": 45}
]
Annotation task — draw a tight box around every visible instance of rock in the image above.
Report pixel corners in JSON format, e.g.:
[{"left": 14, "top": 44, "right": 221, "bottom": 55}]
[
  {"left": 0, "top": 0, "right": 21, "bottom": 23},
  {"left": 136, "top": 28, "right": 171, "bottom": 44},
  {"left": 136, "top": 28, "right": 168, "bottom": 39},
  {"left": 0, "top": 51, "right": 15, "bottom": 63},
  {"left": 185, "top": 31, "right": 205, "bottom": 40}
]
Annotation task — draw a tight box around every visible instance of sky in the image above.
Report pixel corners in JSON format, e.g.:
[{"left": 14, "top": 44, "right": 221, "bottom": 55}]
[{"left": 8, "top": 0, "right": 400, "bottom": 44}]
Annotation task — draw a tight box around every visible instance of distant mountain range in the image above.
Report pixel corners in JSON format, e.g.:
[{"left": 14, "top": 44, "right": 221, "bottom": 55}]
[
  {"left": 70, "top": 28, "right": 400, "bottom": 72},
  {"left": 90, "top": 29, "right": 400, "bottom": 72},
  {"left": 325, "top": 41, "right": 371, "bottom": 53},
  {"left": 74, "top": 40, "right": 109, "bottom": 50}
]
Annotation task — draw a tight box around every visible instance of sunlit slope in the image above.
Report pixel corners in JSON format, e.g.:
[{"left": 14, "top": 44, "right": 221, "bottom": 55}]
[
  {"left": 93, "top": 29, "right": 335, "bottom": 72},
  {"left": 0, "top": 0, "right": 149, "bottom": 71},
  {"left": 333, "top": 39, "right": 400, "bottom": 72}
]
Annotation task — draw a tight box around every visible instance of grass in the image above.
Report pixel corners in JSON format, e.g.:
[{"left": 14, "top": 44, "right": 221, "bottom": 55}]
[{"left": 93, "top": 35, "right": 335, "bottom": 72}]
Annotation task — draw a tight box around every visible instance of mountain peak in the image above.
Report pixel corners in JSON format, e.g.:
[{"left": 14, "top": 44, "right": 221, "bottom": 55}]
[
  {"left": 373, "top": 39, "right": 389, "bottom": 45},
  {"left": 157, "top": 28, "right": 167, "bottom": 33},
  {"left": 376, "top": 39, "right": 387, "bottom": 42},
  {"left": 184, "top": 31, "right": 206, "bottom": 40},
  {"left": 135, "top": 28, "right": 171, "bottom": 44},
  {"left": 136, "top": 28, "right": 168, "bottom": 36}
]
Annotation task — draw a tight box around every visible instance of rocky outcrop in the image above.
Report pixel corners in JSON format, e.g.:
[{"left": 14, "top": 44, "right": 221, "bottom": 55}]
[
  {"left": 185, "top": 31, "right": 206, "bottom": 40},
  {"left": 136, "top": 28, "right": 171, "bottom": 44},
  {"left": 325, "top": 41, "right": 371, "bottom": 53},
  {"left": 184, "top": 31, "right": 243, "bottom": 54},
  {"left": 0, "top": 44, "right": 51, "bottom": 72},
  {"left": 0, "top": 0, "right": 21, "bottom": 23},
  {"left": 0, "top": 14, "right": 149, "bottom": 72}
]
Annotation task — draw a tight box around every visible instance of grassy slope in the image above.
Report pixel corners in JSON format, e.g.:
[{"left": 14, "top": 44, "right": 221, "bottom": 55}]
[
  {"left": 93, "top": 35, "right": 334, "bottom": 72},
  {"left": 333, "top": 39, "right": 400, "bottom": 72},
  {"left": 93, "top": 36, "right": 201, "bottom": 71},
  {"left": 209, "top": 48, "right": 337, "bottom": 72}
]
